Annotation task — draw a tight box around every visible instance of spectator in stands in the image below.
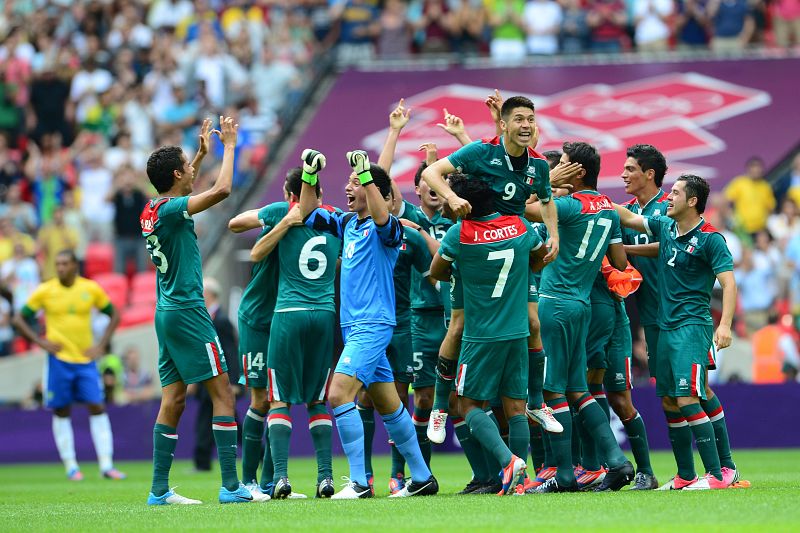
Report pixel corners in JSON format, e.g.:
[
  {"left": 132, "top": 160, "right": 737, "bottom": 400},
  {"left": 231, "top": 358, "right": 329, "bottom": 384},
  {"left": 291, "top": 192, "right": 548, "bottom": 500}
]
[
  {"left": 707, "top": 0, "right": 755, "bottom": 52},
  {"left": 0, "top": 287, "right": 12, "bottom": 356},
  {"left": 772, "top": 0, "right": 800, "bottom": 48},
  {"left": 61, "top": 190, "right": 88, "bottom": 270},
  {"left": 376, "top": 0, "right": 413, "bottom": 59},
  {"left": 0, "top": 181, "right": 37, "bottom": 234},
  {"left": 0, "top": 132, "right": 23, "bottom": 192},
  {"left": 559, "top": 0, "right": 590, "bottom": 54},
  {"left": 524, "top": 0, "right": 563, "bottom": 55},
  {"left": 587, "top": 0, "right": 629, "bottom": 53},
  {"left": 122, "top": 346, "right": 155, "bottom": 404},
  {"left": 332, "top": 0, "right": 381, "bottom": 64},
  {"left": 449, "top": 0, "right": 487, "bottom": 56},
  {"left": 486, "top": 0, "right": 527, "bottom": 61},
  {"left": 76, "top": 146, "right": 114, "bottom": 241},
  {"left": 148, "top": 0, "right": 195, "bottom": 30},
  {"left": 250, "top": 46, "right": 302, "bottom": 119},
  {"left": 632, "top": 0, "right": 674, "bottom": 51},
  {"left": 36, "top": 205, "right": 78, "bottom": 281},
  {"left": 751, "top": 312, "right": 800, "bottom": 383},
  {"left": 0, "top": 216, "right": 35, "bottom": 263},
  {"left": 675, "top": 0, "right": 712, "bottom": 48},
  {"left": 103, "top": 131, "right": 148, "bottom": 174},
  {"left": 69, "top": 56, "right": 113, "bottom": 128},
  {"left": 414, "top": 0, "right": 456, "bottom": 54},
  {"left": 0, "top": 241, "right": 40, "bottom": 314},
  {"left": 776, "top": 153, "right": 800, "bottom": 207},
  {"left": 768, "top": 198, "right": 800, "bottom": 245},
  {"left": 724, "top": 156, "right": 776, "bottom": 235},
  {"left": 108, "top": 166, "right": 147, "bottom": 275},
  {"left": 736, "top": 244, "right": 778, "bottom": 333}
]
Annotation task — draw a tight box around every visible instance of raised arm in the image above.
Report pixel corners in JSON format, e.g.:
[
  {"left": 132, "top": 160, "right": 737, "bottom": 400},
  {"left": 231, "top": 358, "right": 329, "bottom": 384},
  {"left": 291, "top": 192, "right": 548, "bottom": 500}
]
[
  {"left": 421, "top": 157, "right": 471, "bottom": 218},
  {"left": 348, "top": 150, "right": 389, "bottom": 226},
  {"left": 613, "top": 203, "right": 648, "bottom": 234},
  {"left": 299, "top": 148, "right": 326, "bottom": 218},
  {"left": 436, "top": 108, "right": 472, "bottom": 146},
  {"left": 250, "top": 206, "right": 304, "bottom": 262},
  {"left": 190, "top": 118, "right": 213, "bottom": 180},
  {"left": 715, "top": 270, "right": 737, "bottom": 349},
  {"left": 377, "top": 98, "right": 411, "bottom": 173},
  {"left": 187, "top": 116, "right": 238, "bottom": 216}
]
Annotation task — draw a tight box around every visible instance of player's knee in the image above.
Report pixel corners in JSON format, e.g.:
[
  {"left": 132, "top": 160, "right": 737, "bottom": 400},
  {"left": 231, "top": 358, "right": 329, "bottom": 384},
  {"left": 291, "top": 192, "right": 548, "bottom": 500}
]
[
  {"left": 608, "top": 392, "right": 635, "bottom": 420},
  {"left": 87, "top": 403, "right": 105, "bottom": 416},
  {"left": 565, "top": 391, "right": 582, "bottom": 405},
  {"left": 53, "top": 407, "right": 71, "bottom": 418},
  {"left": 327, "top": 385, "right": 349, "bottom": 408},
  {"left": 250, "top": 388, "right": 269, "bottom": 412},
  {"left": 528, "top": 317, "right": 541, "bottom": 340},
  {"left": 413, "top": 388, "right": 433, "bottom": 409}
]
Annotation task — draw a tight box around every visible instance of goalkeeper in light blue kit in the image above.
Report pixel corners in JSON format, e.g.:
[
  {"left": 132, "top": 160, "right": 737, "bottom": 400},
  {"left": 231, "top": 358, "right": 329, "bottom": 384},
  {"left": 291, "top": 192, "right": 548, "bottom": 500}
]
[{"left": 296, "top": 148, "right": 438, "bottom": 499}]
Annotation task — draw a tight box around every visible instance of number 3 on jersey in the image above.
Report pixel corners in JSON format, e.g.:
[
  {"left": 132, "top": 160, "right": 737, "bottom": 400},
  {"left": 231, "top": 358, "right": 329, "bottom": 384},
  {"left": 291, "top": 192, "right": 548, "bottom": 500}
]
[{"left": 146, "top": 234, "right": 168, "bottom": 273}]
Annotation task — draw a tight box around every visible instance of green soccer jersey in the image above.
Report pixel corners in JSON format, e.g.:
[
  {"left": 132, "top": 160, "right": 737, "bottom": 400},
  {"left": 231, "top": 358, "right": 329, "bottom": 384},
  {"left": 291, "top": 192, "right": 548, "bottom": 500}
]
[
  {"left": 260, "top": 202, "right": 342, "bottom": 313},
  {"left": 393, "top": 226, "right": 433, "bottom": 323},
  {"left": 439, "top": 213, "right": 543, "bottom": 342},
  {"left": 644, "top": 215, "right": 734, "bottom": 330},
  {"left": 539, "top": 191, "right": 622, "bottom": 302},
  {"left": 447, "top": 136, "right": 552, "bottom": 216},
  {"left": 140, "top": 196, "right": 204, "bottom": 310},
  {"left": 399, "top": 199, "right": 453, "bottom": 310},
  {"left": 237, "top": 224, "right": 279, "bottom": 329},
  {"left": 529, "top": 222, "right": 549, "bottom": 294},
  {"left": 622, "top": 190, "right": 670, "bottom": 326}
]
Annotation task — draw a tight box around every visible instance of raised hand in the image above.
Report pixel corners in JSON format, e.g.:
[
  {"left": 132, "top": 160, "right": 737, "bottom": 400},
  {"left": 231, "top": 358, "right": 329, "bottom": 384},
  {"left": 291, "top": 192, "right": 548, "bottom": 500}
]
[
  {"left": 301, "top": 148, "right": 327, "bottom": 175},
  {"left": 448, "top": 195, "right": 472, "bottom": 219},
  {"left": 389, "top": 98, "right": 412, "bottom": 131},
  {"left": 213, "top": 115, "right": 239, "bottom": 148},
  {"left": 197, "top": 118, "right": 212, "bottom": 155},
  {"left": 436, "top": 108, "right": 466, "bottom": 138},
  {"left": 347, "top": 150, "right": 370, "bottom": 175},
  {"left": 485, "top": 89, "right": 503, "bottom": 123},
  {"left": 418, "top": 142, "right": 438, "bottom": 165}
]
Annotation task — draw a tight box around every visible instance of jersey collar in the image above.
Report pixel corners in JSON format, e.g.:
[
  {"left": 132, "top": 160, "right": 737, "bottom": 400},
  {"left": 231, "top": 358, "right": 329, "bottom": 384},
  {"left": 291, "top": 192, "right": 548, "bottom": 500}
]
[
  {"left": 672, "top": 217, "right": 705, "bottom": 239},
  {"left": 499, "top": 136, "right": 528, "bottom": 171},
  {"left": 636, "top": 189, "right": 665, "bottom": 209}
]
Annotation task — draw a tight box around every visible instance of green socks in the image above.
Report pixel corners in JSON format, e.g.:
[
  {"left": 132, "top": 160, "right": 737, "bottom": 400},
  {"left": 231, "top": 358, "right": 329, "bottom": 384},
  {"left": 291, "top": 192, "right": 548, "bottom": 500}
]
[
  {"left": 151, "top": 424, "right": 178, "bottom": 497},
  {"left": 529, "top": 422, "right": 545, "bottom": 468},
  {"left": 433, "top": 356, "right": 456, "bottom": 412},
  {"left": 413, "top": 406, "right": 432, "bottom": 467},
  {"left": 621, "top": 411, "right": 654, "bottom": 475},
  {"left": 507, "top": 414, "right": 529, "bottom": 463},
  {"left": 454, "top": 417, "right": 493, "bottom": 483},
  {"left": 679, "top": 403, "right": 722, "bottom": 481},
  {"left": 545, "top": 398, "right": 574, "bottom": 485},
  {"left": 211, "top": 416, "right": 240, "bottom": 491},
  {"left": 589, "top": 383, "right": 610, "bottom": 420},
  {"left": 242, "top": 408, "right": 266, "bottom": 484},
  {"left": 464, "top": 408, "right": 513, "bottom": 467},
  {"left": 700, "top": 395, "right": 735, "bottom": 470},
  {"left": 576, "top": 411, "right": 601, "bottom": 471},
  {"left": 570, "top": 407, "right": 582, "bottom": 467},
  {"left": 665, "top": 410, "right": 696, "bottom": 481},
  {"left": 267, "top": 408, "right": 292, "bottom": 483},
  {"left": 527, "top": 348, "right": 545, "bottom": 409},
  {"left": 357, "top": 404, "right": 375, "bottom": 478},
  {"left": 307, "top": 404, "right": 333, "bottom": 481},
  {"left": 575, "top": 393, "right": 627, "bottom": 468}
]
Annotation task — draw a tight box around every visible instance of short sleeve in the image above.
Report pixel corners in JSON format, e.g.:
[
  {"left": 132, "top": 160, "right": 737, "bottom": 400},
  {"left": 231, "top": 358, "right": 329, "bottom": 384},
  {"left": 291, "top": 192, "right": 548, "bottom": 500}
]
[
  {"left": 554, "top": 196, "right": 580, "bottom": 224},
  {"left": 375, "top": 215, "right": 403, "bottom": 248},
  {"left": 447, "top": 141, "right": 484, "bottom": 173},
  {"left": 705, "top": 232, "right": 734, "bottom": 275},
  {"left": 438, "top": 223, "right": 461, "bottom": 262},
  {"left": 305, "top": 208, "right": 345, "bottom": 238},
  {"left": 608, "top": 212, "right": 622, "bottom": 244},
  {"left": 399, "top": 200, "right": 420, "bottom": 224},
  {"left": 523, "top": 219, "right": 544, "bottom": 251},
  {"left": 25, "top": 284, "right": 46, "bottom": 312},
  {"left": 258, "top": 202, "right": 288, "bottom": 228},
  {"left": 160, "top": 196, "right": 190, "bottom": 219},
  {"left": 91, "top": 281, "right": 112, "bottom": 310},
  {"left": 534, "top": 159, "right": 552, "bottom": 203}
]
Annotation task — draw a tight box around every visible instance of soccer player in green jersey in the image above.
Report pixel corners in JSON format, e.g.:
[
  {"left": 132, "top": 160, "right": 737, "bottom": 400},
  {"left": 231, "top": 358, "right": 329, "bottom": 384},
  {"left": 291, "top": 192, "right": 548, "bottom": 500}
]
[
  {"left": 621, "top": 145, "right": 743, "bottom": 489},
  {"left": 431, "top": 177, "right": 548, "bottom": 495},
  {"left": 615, "top": 175, "right": 742, "bottom": 490},
  {"left": 525, "top": 141, "right": 634, "bottom": 493},
  {"left": 142, "top": 117, "right": 259, "bottom": 505}
]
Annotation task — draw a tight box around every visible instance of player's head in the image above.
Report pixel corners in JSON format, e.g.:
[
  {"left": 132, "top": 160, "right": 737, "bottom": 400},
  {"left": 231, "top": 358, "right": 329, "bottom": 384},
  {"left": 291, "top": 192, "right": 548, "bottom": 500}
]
[
  {"left": 54, "top": 249, "right": 79, "bottom": 285},
  {"left": 669, "top": 174, "right": 710, "bottom": 218},
  {"left": 450, "top": 175, "right": 494, "bottom": 219},
  {"left": 285, "top": 166, "right": 321, "bottom": 201},
  {"left": 146, "top": 145, "right": 194, "bottom": 194},
  {"left": 746, "top": 156, "right": 765, "bottom": 179},
  {"left": 561, "top": 141, "right": 600, "bottom": 189},
  {"left": 345, "top": 164, "right": 392, "bottom": 215},
  {"left": 542, "top": 150, "right": 562, "bottom": 170},
  {"left": 622, "top": 144, "right": 667, "bottom": 196},
  {"left": 500, "top": 96, "right": 536, "bottom": 149},
  {"left": 415, "top": 161, "right": 442, "bottom": 211}
]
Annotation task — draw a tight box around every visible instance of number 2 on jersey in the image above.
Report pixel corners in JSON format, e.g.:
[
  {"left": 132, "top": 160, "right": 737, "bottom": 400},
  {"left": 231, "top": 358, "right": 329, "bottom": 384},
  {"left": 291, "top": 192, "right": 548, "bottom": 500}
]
[
  {"left": 146, "top": 234, "right": 168, "bottom": 273},
  {"left": 487, "top": 249, "right": 514, "bottom": 298},
  {"left": 575, "top": 218, "right": 612, "bottom": 261}
]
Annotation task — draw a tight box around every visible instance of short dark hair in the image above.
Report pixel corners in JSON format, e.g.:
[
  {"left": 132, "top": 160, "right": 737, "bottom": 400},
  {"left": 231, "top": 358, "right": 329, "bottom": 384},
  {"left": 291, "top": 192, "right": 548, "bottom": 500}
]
[
  {"left": 285, "top": 166, "right": 320, "bottom": 199},
  {"left": 501, "top": 96, "right": 535, "bottom": 121},
  {"left": 626, "top": 144, "right": 667, "bottom": 187},
  {"left": 369, "top": 164, "right": 392, "bottom": 199},
  {"left": 414, "top": 161, "right": 427, "bottom": 187},
  {"left": 676, "top": 174, "right": 710, "bottom": 214},
  {"left": 146, "top": 145, "right": 184, "bottom": 193},
  {"left": 56, "top": 249, "right": 78, "bottom": 264},
  {"left": 562, "top": 141, "right": 600, "bottom": 189},
  {"left": 746, "top": 156, "right": 764, "bottom": 167},
  {"left": 450, "top": 177, "right": 494, "bottom": 218},
  {"left": 542, "top": 150, "right": 562, "bottom": 170}
]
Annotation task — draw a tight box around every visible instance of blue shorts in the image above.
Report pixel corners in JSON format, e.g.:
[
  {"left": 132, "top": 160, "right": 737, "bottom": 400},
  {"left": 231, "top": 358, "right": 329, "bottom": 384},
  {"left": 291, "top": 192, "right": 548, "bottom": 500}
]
[
  {"left": 337, "top": 324, "right": 394, "bottom": 388},
  {"left": 44, "top": 354, "right": 103, "bottom": 409}
]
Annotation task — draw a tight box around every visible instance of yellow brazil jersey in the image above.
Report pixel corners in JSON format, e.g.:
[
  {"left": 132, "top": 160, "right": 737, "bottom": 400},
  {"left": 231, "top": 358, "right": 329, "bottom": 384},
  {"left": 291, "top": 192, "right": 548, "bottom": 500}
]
[{"left": 24, "top": 277, "right": 111, "bottom": 364}]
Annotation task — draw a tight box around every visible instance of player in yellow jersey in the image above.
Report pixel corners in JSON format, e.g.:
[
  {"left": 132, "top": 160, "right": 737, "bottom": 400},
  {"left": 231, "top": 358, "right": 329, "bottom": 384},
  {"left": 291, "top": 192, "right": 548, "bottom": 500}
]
[{"left": 13, "top": 250, "right": 123, "bottom": 480}]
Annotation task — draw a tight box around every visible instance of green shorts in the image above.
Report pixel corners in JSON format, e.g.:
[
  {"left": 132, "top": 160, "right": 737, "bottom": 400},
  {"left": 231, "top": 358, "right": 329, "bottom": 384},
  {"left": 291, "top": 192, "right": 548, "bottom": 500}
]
[
  {"left": 238, "top": 319, "right": 271, "bottom": 388},
  {"left": 528, "top": 268, "right": 540, "bottom": 303},
  {"left": 411, "top": 308, "right": 447, "bottom": 388},
  {"left": 266, "top": 309, "right": 334, "bottom": 405},
  {"left": 387, "top": 322, "right": 414, "bottom": 384},
  {"left": 656, "top": 324, "right": 713, "bottom": 399},
  {"left": 586, "top": 301, "right": 615, "bottom": 371},
  {"left": 643, "top": 324, "right": 661, "bottom": 379},
  {"left": 155, "top": 307, "right": 227, "bottom": 387},
  {"left": 456, "top": 338, "right": 528, "bottom": 401},
  {"left": 540, "top": 298, "right": 590, "bottom": 394},
  {"left": 604, "top": 305, "right": 633, "bottom": 392}
]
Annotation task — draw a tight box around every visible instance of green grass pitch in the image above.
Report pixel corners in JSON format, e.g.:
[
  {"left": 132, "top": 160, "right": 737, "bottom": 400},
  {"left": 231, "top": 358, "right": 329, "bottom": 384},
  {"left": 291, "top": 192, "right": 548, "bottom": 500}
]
[{"left": 1, "top": 450, "right": 799, "bottom": 531}]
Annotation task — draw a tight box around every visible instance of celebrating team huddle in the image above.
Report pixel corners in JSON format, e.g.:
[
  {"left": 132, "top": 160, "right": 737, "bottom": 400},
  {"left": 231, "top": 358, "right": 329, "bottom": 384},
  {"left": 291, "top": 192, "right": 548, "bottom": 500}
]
[{"left": 140, "top": 94, "right": 748, "bottom": 504}]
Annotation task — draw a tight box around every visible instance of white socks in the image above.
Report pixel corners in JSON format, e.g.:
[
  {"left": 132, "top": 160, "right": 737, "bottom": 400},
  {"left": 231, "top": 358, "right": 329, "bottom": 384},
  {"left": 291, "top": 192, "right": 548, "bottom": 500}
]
[
  {"left": 89, "top": 413, "right": 114, "bottom": 472},
  {"left": 52, "top": 416, "right": 78, "bottom": 473}
]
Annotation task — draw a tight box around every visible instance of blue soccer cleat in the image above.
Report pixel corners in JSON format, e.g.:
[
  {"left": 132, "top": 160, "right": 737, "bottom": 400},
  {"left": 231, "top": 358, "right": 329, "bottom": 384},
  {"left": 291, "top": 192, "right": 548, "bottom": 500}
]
[{"left": 219, "top": 483, "right": 255, "bottom": 504}]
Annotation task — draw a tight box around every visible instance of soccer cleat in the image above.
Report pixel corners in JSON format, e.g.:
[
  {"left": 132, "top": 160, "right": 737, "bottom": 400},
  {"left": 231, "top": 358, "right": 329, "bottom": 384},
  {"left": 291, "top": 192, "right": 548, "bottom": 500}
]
[
  {"left": 331, "top": 478, "right": 373, "bottom": 499},
  {"left": 388, "top": 475, "right": 439, "bottom": 498},
  {"left": 528, "top": 466, "right": 556, "bottom": 488},
  {"left": 219, "top": 483, "right": 255, "bottom": 503},
  {"left": 470, "top": 481, "right": 503, "bottom": 494},
  {"left": 656, "top": 474, "right": 697, "bottom": 490},
  {"left": 427, "top": 409, "right": 448, "bottom": 444},
  {"left": 721, "top": 466, "right": 747, "bottom": 487},
  {"left": 245, "top": 482, "right": 271, "bottom": 501},
  {"left": 500, "top": 455, "right": 527, "bottom": 495},
  {"left": 458, "top": 478, "right": 484, "bottom": 495},
  {"left": 630, "top": 472, "right": 659, "bottom": 490},
  {"left": 67, "top": 468, "right": 84, "bottom": 481},
  {"left": 528, "top": 477, "right": 577, "bottom": 494},
  {"left": 368, "top": 475, "right": 375, "bottom": 496},
  {"left": 594, "top": 461, "right": 634, "bottom": 492},
  {"left": 684, "top": 473, "right": 727, "bottom": 490},
  {"left": 261, "top": 482, "right": 275, "bottom": 497},
  {"left": 102, "top": 468, "right": 127, "bottom": 480},
  {"left": 287, "top": 491, "right": 308, "bottom": 499},
  {"left": 576, "top": 468, "right": 606, "bottom": 491},
  {"left": 317, "top": 477, "right": 335, "bottom": 498},
  {"left": 526, "top": 403, "right": 564, "bottom": 433},
  {"left": 273, "top": 477, "right": 292, "bottom": 499},
  {"left": 147, "top": 488, "right": 202, "bottom": 505},
  {"left": 388, "top": 473, "right": 406, "bottom": 495}
]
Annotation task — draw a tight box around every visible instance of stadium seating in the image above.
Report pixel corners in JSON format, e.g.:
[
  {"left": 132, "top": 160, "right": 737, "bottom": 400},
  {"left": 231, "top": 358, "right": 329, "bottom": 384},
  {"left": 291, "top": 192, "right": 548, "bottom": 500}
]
[
  {"left": 119, "top": 303, "right": 155, "bottom": 328},
  {"left": 84, "top": 243, "right": 115, "bottom": 279},
  {"left": 91, "top": 272, "right": 129, "bottom": 310}
]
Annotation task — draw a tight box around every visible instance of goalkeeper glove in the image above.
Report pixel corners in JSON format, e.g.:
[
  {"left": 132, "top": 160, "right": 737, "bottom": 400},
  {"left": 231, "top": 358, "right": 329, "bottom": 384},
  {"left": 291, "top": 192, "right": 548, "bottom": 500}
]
[
  {"left": 346, "top": 150, "right": 373, "bottom": 186},
  {"left": 301, "top": 148, "right": 326, "bottom": 186}
]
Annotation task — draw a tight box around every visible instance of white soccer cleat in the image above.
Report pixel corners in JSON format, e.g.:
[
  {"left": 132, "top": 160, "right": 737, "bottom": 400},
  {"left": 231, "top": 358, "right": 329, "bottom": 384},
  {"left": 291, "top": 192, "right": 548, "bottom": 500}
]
[
  {"left": 427, "top": 409, "right": 448, "bottom": 444},
  {"left": 245, "top": 482, "right": 271, "bottom": 502},
  {"left": 526, "top": 403, "right": 563, "bottom": 433},
  {"left": 287, "top": 491, "right": 307, "bottom": 499},
  {"left": 684, "top": 473, "right": 727, "bottom": 490},
  {"left": 331, "top": 478, "right": 373, "bottom": 500},
  {"left": 147, "top": 488, "right": 202, "bottom": 505}
]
